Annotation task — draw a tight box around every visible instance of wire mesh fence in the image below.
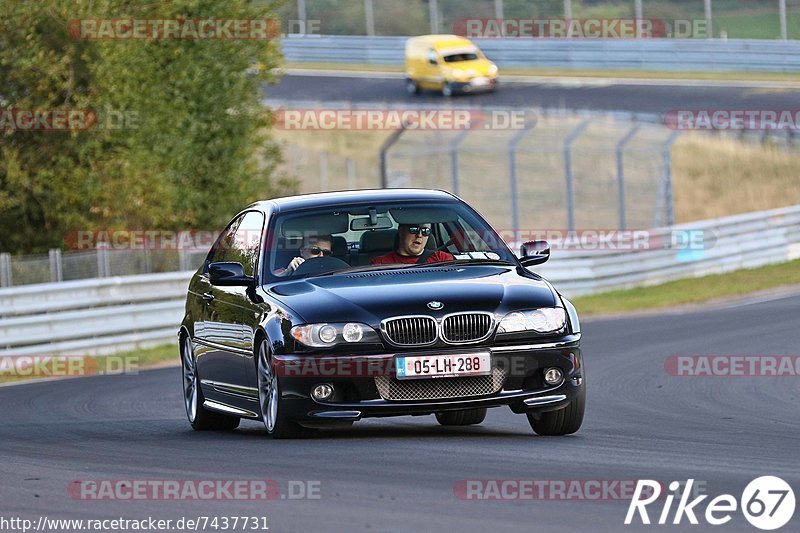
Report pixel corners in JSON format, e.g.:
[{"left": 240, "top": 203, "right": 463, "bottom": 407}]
[{"left": 0, "top": 248, "right": 208, "bottom": 288}]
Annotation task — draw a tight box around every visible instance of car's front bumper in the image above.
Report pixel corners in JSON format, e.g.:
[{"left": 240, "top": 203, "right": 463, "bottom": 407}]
[
  {"left": 273, "top": 335, "right": 583, "bottom": 423},
  {"left": 449, "top": 77, "right": 497, "bottom": 93}
]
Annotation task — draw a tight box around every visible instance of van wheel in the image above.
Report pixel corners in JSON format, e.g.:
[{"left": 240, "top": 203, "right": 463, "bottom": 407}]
[
  {"left": 405, "top": 79, "right": 420, "bottom": 95},
  {"left": 442, "top": 83, "right": 453, "bottom": 97}
]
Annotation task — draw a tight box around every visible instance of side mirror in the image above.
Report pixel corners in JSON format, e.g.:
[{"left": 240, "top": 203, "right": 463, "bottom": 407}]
[
  {"left": 519, "top": 240, "right": 550, "bottom": 267},
  {"left": 429, "top": 57, "right": 438, "bottom": 65},
  {"left": 208, "top": 262, "right": 254, "bottom": 286}
]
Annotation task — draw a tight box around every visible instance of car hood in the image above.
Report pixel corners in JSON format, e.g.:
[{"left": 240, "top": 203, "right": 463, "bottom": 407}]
[{"left": 266, "top": 265, "right": 557, "bottom": 325}]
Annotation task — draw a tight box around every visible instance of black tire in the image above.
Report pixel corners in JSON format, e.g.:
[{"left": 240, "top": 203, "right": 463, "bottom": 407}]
[
  {"left": 405, "top": 78, "right": 420, "bottom": 95},
  {"left": 442, "top": 82, "right": 453, "bottom": 97},
  {"left": 435, "top": 408, "right": 487, "bottom": 426},
  {"left": 257, "top": 340, "right": 309, "bottom": 439},
  {"left": 181, "top": 336, "right": 240, "bottom": 431},
  {"left": 526, "top": 389, "right": 585, "bottom": 436}
]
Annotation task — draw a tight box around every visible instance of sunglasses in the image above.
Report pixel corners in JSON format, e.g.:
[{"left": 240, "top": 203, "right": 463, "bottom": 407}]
[
  {"left": 406, "top": 225, "right": 432, "bottom": 236},
  {"left": 303, "top": 246, "right": 332, "bottom": 256}
]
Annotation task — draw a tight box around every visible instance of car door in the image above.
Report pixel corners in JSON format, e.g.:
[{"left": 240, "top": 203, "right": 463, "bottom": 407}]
[
  {"left": 194, "top": 214, "right": 249, "bottom": 394},
  {"left": 204, "top": 211, "right": 267, "bottom": 405}
]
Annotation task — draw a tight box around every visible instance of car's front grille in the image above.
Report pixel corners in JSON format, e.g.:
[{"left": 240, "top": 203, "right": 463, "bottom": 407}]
[
  {"left": 374, "top": 366, "right": 506, "bottom": 401},
  {"left": 441, "top": 313, "right": 493, "bottom": 343},
  {"left": 383, "top": 316, "right": 437, "bottom": 346}
]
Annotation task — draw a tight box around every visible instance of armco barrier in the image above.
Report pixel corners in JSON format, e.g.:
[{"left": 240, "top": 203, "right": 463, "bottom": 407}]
[
  {"left": 1, "top": 205, "right": 799, "bottom": 357},
  {"left": 282, "top": 36, "right": 800, "bottom": 73}
]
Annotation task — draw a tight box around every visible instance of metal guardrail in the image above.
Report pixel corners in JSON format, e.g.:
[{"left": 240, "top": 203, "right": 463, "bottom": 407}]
[
  {"left": 1, "top": 205, "right": 799, "bottom": 357},
  {"left": 0, "top": 272, "right": 192, "bottom": 357},
  {"left": 282, "top": 35, "right": 800, "bottom": 72}
]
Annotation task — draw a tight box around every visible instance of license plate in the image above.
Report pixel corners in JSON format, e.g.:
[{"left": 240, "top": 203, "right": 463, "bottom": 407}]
[
  {"left": 395, "top": 353, "right": 491, "bottom": 379},
  {"left": 471, "top": 77, "right": 489, "bottom": 86}
]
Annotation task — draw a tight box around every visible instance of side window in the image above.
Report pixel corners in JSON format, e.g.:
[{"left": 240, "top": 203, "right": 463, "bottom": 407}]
[
  {"left": 230, "top": 211, "right": 265, "bottom": 277},
  {"left": 206, "top": 215, "right": 243, "bottom": 267}
]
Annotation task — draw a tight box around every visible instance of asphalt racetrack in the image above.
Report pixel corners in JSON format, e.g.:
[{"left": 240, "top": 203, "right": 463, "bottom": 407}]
[
  {"left": 267, "top": 72, "right": 800, "bottom": 114},
  {"left": 2, "top": 291, "right": 798, "bottom": 532}
]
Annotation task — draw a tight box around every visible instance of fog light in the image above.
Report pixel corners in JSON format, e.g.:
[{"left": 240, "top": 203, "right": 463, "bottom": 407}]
[
  {"left": 312, "top": 383, "right": 334, "bottom": 401},
  {"left": 543, "top": 367, "right": 563, "bottom": 385}
]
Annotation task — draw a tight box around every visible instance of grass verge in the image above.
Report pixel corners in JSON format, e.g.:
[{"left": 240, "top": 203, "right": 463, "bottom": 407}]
[
  {"left": 0, "top": 343, "right": 178, "bottom": 385},
  {"left": 572, "top": 259, "right": 800, "bottom": 316},
  {"left": 284, "top": 62, "right": 800, "bottom": 84}
]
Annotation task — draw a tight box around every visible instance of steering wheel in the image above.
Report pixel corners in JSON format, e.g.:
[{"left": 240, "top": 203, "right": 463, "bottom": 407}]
[
  {"left": 435, "top": 238, "right": 454, "bottom": 252},
  {"left": 290, "top": 256, "right": 350, "bottom": 276}
]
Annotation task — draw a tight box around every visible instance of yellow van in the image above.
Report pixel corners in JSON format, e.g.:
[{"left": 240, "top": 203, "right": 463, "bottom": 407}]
[{"left": 405, "top": 34, "right": 498, "bottom": 96}]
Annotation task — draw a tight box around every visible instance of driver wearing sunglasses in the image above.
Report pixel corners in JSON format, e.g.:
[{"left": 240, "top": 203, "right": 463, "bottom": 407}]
[
  {"left": 371, "top": 223, "right": 454, "bottom": 265},
  {"left": 276, "top": 234, "right": 333, "bottom": 276}
]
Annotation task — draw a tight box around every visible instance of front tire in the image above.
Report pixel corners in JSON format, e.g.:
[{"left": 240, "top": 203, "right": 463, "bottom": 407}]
[
  {"left": 182, "top": 336, "right": 240, "bottom": 431},
  {"left": 435, "top": 408, "right": 486, "bottom": 426},
  {"left": 442, "top": 82, "right": 453, "bottom": 97},
  {"left": 405, "top": 78, "right": 420, "bottom": 95},
  {"left": 526, "top": 388, "right": 585, "bottom": 436},
  {"left": 257, "top": 340, "right": 307, "bottom": 439}
]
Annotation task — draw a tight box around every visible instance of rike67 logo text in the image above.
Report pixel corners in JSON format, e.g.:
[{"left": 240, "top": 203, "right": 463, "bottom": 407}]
[{"left": 626, "top": 477, "right": 795, "bottom": 530}]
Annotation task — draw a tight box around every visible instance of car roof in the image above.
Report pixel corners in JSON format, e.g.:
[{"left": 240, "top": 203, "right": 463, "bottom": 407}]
[
  {"left": 249, "top": 188, "right": 458, "bottom": 213},
  {"left": 407, "top": 35, "right": 475, "bottom": 49}
]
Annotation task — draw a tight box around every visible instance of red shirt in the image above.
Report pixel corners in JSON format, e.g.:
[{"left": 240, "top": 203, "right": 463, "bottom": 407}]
[{"left": 371, "top": 250, "right": 454, "bottom": 265}]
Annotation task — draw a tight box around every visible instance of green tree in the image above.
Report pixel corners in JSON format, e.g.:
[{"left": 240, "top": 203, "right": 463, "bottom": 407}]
[{"left": 0, "top": 0, "right": 295, "bottom": 254}]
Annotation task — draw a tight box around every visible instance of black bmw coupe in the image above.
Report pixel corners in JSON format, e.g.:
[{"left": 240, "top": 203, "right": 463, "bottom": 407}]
[{"left": 179, "top": 189, "right": 584, "bottom": 438}]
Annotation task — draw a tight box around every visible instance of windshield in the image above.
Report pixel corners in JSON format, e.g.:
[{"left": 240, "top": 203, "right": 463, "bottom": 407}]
[
  {"left": 443, "top": 52, "right": 479, "bottom": 62},
  {"left": 264, "top": 201, "right": 516, "bottom": 280}
]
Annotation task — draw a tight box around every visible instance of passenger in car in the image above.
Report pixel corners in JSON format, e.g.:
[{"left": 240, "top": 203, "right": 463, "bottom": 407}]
[
  {"left": 275, "top": 234, "right": 333, "bottom": 276},
  {"left": 371, "top": 224, "right": 454, "bottom": 265}
]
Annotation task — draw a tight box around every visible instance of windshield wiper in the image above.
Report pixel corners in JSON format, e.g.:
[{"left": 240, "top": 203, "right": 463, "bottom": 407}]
[
  {"left": 305, "top": 264, "right": 408, "bottom": 278},
  {"left": 409, "top": 258, "right": 517, "bottom": 268}
]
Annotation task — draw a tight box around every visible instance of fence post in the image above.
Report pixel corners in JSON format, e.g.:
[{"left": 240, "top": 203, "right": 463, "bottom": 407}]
[
  {"left": 346, "top": 158, "right": 357, "bottom": 189},
  {"left": 704, "top": 0, "right": 713, "bottom": 38},
  {"left": 97, "top": 243, "right": 110, "bottom": 277},
  {"left": 780, "top": 0, "right": 788, "bottom": 40},
  {"left": 634, "top": 0, "right": 643, "bottom": 37},
  {"left": 655, "top": 131, "right": 681, "bottom": 227},
  {"left": 494, "top": 0, "right": 504, "bottom": 19},
  {"left": 563, "top": 118, "right": 591, "bottom": 231},
  {"left": 449, "top": 127, "right": 474, "bottom": 196},
  {"left": 49, "top": 248, "right": 63, "bottom": 282},
  {"left": 319, "top": 151, "right": 329, "bottom": 191},
  {"left": 364, "top": 0, "right": 375, "bottom": 36},
  {"left": 0, "top": 252, "right": 11, "bottom": 287},
  {"left": 380, "top": 122, "right": 408, "bottom": 188},
  {"left": 615, "top": 123, "right": 641, "bottom": 230},
  {"left": 508, "top": 118, "right": 537, "bottom": 243},
  {"left": 429, "top": 0, "right": 439, "bottom": 34},
  {"left": 178, "top": 248, "right": 189, "bottom": 272}
]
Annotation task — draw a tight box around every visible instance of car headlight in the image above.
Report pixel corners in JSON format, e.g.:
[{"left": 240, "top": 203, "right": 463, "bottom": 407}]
[
  {"left": 497, "top": 308, "right": 566, "bottom": 334},
  {"left": 488, "top": 64, "right": 498, "bottom": 75},
  {"left": 291, "top": 322, "right": 380, "bottom": 347}
]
